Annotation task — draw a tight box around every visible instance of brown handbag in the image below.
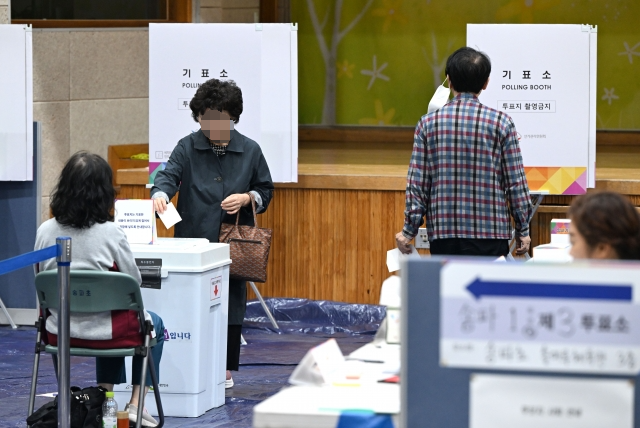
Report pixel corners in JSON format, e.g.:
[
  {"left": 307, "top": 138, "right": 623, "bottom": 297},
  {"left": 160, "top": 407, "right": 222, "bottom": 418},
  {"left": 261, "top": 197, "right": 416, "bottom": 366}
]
[{"left": 219, "top": 193, "right": 272, "bottom": 283}]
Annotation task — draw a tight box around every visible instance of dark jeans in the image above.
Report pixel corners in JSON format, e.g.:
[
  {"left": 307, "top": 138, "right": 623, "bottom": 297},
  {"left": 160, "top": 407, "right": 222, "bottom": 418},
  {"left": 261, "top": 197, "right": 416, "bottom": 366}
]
[
  {"left": 227, "top": 325, "right": 242, "bottom": 371},
  {"left": 95, "top": 311, "right": 164, "bottom": 387},
  {"left": 430, "top": 238, "right": 510, "bottom": 257}
]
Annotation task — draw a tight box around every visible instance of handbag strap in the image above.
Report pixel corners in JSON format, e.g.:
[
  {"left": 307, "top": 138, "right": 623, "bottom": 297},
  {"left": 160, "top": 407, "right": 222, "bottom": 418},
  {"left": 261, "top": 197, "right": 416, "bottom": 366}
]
[
  {"left": 248, "top": 192, "right": 258, "bottom": 226},
  {"left": 233, "top": 192, "right": 258, "bottom": 227}
]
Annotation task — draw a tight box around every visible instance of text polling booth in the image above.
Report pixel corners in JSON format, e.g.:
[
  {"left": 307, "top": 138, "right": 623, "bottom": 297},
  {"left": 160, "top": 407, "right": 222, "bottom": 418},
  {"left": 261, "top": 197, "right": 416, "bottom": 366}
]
[
  {"left": 148, "top": 23, "right": 298, "bottom": 184},
  {"left": 402, "top": 258, "right": 640, "bottom": 428},
  {"left": 467, "top": 24, "right": 597, "bottom": 194}
]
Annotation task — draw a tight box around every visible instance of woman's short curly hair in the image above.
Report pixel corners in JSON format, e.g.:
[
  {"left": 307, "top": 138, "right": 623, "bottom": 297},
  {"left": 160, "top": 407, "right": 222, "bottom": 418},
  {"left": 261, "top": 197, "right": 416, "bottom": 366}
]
[
  {"left": 50, "top": 151, "right": 115, "bottom": 229},
  {"left": 189, "top": 79, "right": 243, "bottom": 124}
]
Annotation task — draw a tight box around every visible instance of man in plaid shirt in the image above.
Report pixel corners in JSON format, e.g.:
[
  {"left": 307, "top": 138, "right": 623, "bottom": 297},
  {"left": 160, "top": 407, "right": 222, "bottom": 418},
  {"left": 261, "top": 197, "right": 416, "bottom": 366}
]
[{"left": 396, "top": 47, "right": 532, "bottom": 257}]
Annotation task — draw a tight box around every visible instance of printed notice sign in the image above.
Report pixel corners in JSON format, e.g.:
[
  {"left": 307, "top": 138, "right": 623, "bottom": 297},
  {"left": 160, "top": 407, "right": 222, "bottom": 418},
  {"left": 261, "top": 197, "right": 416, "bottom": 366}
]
[
  {"left": 470, "top": 374, "right": 633, "bottom": 428},
  {"left": 440, "top": 261, "right": 640, "bottom": 375},
  {"left": 114, "top": 200, "right": 155, "bottom": 244}
]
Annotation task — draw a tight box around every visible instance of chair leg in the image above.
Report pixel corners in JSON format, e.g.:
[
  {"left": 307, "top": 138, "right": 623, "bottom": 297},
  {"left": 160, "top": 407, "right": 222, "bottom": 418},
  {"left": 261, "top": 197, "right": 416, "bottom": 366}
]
[
  {"left": 27, "top": 319, "right": 44, "bottom": 417},
  {"left": 51, "top": 354, "right": 59, "bottom": 382},
  {"left": 146, "top": 353, "right": 164, "bottom": 428},
  {"left": 135, "top": 334, "right": 151, "bottom": 428}
]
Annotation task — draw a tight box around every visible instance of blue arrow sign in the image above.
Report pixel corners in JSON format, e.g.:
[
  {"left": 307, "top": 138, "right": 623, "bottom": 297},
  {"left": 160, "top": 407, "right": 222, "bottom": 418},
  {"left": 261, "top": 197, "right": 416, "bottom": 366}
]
[{"left": 466, "top": 278, "right": 632, "bottom": 301}]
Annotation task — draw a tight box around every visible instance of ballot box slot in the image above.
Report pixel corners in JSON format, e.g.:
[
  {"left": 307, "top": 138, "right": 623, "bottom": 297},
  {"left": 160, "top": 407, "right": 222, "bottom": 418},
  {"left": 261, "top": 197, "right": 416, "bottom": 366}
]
[{"left": 135, "top": 258, "right": 162, "bottom": 289}]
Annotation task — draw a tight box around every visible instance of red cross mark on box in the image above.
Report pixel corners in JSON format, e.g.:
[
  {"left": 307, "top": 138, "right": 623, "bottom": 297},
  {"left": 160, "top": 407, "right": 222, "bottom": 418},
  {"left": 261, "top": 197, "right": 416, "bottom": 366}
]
[{"left": 211, "top": 277, "right": 222, "bottom": 301}]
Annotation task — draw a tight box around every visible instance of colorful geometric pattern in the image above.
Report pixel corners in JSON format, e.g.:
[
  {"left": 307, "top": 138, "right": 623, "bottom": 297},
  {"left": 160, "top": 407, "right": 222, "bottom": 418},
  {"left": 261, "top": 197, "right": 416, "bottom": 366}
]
[
  {"left": 524, "top": 167, "right": 587, "bottom": 195},
  {"left": 148, "top": 162, "right": 166, "bottom": 185}
]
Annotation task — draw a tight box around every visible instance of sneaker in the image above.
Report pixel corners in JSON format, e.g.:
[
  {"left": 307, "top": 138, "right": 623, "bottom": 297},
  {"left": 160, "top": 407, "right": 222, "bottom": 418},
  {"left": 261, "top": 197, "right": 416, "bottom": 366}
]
[
  {"left": 225, "top": 377, "right": 234, "bottom": 389},
  {"left": 125, "top": 403, "right": 158, "bottom": 427}
]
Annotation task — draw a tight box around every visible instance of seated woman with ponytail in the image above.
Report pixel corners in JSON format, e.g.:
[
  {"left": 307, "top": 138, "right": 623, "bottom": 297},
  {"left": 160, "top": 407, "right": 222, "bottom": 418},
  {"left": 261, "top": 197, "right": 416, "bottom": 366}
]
[{"left": 568, "top": 191, "right": 640, "bottom": 260}]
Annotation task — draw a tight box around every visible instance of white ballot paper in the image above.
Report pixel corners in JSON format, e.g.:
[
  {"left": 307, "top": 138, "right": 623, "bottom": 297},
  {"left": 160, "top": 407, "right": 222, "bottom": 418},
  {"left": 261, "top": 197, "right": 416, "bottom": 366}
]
[
  {"left": 386, "top": 245, "right": 419, "bottom": 272},
  {"left": 470, "top": 374, "right": 633, "bottom": 428},
  {"left": 157, "top": 202, "right": 182, "bottom": 229}
]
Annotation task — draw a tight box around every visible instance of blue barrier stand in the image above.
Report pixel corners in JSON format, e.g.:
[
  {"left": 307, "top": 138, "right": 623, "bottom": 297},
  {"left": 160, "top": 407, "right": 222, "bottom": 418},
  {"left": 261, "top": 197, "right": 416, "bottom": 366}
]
[
  {"left": 0, "top": 246, "right": 58, "bottom": 277},
  {"left": 0, "top": 238, "right": 71, "bottom": 428},
  {"left": 0, "top": 246, "right": 58, "bottom": 329},
  {"left": 56, "top": 237, "right": 71, "bottom": 428}
]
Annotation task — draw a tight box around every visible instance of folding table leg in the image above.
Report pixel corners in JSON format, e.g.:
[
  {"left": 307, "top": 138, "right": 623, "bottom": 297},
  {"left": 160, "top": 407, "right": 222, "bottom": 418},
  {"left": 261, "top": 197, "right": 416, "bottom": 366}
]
[
  {"left": 249, "top": 282, "right": 279, "bottom": 330},
  {"left": 0, "top": 297, "right": 17, "bottom": 329}
]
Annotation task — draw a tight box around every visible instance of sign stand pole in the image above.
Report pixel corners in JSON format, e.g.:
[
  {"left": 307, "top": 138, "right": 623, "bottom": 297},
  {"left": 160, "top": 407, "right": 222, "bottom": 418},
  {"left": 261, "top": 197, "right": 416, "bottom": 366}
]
[{"left": 56, "top": 237, "right": 71, "bottom": 428}]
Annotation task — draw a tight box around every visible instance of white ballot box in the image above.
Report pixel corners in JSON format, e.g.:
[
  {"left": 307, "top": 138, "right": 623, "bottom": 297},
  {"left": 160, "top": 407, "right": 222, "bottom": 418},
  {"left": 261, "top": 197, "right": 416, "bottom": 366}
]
[{"left": 113, "top": 238, "right": 231, "bottom": 417}]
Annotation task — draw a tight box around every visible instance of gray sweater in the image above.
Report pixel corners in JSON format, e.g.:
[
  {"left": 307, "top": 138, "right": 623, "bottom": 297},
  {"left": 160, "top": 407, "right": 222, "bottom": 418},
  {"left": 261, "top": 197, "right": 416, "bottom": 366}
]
[{"left": 34, "top": 219, "right": 145, "bottom": 340}]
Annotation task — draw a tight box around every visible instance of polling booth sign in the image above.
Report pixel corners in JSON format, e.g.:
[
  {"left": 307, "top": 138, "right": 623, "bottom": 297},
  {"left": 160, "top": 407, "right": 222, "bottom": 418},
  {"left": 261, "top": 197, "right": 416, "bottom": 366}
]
[
  {"left": 402, "top": 258, "right": 640, "bottom": 428},
  {"left": 149, "top": 23, "right": 298, "bottom": 184},
  {"left": 0, "top": 25, "right": 33, "bottom": 181},
  {"left": 467, "top": 24, "right": 597, "bottom": 194},
  {"left": 440, "top": 261, "right": 640, "bottom": 375}
]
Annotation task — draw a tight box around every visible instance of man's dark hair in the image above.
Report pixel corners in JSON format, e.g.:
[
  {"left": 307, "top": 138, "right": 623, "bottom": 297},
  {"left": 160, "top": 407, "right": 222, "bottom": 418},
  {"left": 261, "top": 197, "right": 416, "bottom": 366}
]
[
  {"left": 444, "top": 47, "right": 491, "bottom": 94},
  {"left": 50, "top": 151, "right": 115, "bottom": 229},
  {"left": 190, "top": 78, "right": 243, "bottom": 124}
]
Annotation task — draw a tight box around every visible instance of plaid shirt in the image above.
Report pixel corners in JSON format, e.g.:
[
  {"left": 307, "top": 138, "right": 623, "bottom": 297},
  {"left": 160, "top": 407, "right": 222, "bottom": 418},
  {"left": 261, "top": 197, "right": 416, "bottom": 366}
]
[{"left": 403, "top": 93, "right": 532, "bottom": 241}]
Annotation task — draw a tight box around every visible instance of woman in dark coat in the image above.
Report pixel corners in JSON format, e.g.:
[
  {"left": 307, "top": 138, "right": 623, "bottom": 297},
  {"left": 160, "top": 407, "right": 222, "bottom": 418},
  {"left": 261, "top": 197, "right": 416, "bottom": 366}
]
[{"left": 151, "top": 79, "right": 274, "bottom": 388}]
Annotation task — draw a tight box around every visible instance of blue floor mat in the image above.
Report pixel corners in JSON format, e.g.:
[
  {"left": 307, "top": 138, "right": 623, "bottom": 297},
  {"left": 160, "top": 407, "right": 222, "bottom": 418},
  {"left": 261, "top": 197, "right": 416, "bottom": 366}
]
[{"left": 0, "top": 298, "right": 384, "bottom": 428}]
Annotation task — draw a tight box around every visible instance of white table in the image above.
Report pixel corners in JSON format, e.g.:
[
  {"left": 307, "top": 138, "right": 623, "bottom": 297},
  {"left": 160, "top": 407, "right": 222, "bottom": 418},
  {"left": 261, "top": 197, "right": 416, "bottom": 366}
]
[
  {"left": 113, "top": 238, "right": 231, "bottom": 417},
  {"left": 253, "top": 342, "right": 401, "bottom": 427}
]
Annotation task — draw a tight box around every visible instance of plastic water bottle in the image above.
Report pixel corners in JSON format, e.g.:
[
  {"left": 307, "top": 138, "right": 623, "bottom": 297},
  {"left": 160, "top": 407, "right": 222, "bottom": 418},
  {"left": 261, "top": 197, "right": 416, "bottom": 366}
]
[{"left": 102, "top": 391, "right": 118, "bottom": 428}]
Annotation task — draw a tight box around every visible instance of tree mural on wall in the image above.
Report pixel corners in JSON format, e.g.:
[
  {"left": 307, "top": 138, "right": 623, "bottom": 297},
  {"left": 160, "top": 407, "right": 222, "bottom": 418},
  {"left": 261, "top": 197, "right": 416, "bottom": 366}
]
[
  {"left": 306, "top": 0, "right": 375, "bottom": 125},
  {"left": 295, "top": 0, "right": 640, "bottom": 129},
  {"left": 422, "top": 32, "right": 454, "bottom": 92}
]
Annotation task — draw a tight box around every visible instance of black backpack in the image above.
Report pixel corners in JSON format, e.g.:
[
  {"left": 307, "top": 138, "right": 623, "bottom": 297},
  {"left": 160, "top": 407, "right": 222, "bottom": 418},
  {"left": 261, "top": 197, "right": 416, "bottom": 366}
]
[{"left": 27, "top": 386, "right": 107, "bottom": 428}]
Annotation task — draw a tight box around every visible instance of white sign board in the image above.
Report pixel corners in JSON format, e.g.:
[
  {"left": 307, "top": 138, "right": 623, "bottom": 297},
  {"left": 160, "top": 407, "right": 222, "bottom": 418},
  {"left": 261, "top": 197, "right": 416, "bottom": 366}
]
[
  {"left": 0, "top": 25, "right": 33, "bottom": 181},
  {"left": 440, "top": 261, "right": 640, "bottom": 375},
  {"left": 114, "top": 200, "right": 155, "bottom": 244},
  {"left": 470, "top": 374, "right": 633, "bottom": 428},
  {"left": 149, "top": 23, "right": 298, "bottom": 183},
  {"left": 467, "top": 24, "right": 597, "bottom": 194}
]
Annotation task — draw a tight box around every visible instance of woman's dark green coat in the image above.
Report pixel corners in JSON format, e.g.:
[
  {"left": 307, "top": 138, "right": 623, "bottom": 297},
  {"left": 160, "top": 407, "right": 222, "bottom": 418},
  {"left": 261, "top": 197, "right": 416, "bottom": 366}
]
[{"left": 151, "top": 128, "right": 274, "bottom": 325}]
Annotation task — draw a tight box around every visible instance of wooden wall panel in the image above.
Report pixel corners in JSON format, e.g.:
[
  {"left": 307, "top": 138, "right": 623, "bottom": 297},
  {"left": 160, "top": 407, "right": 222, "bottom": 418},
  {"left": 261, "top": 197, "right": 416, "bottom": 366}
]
[
  {"left": 247, "top": 188, "right": 407, "bottom": 305},
  {"left": 118, "top": 184, "right": 640, "bottom": 304},
  {"left": 113, "top": 128, "right": 640, "bottom": 305},
  {"left": 115, "top": 183, "right": 446, "bottom": 304}
]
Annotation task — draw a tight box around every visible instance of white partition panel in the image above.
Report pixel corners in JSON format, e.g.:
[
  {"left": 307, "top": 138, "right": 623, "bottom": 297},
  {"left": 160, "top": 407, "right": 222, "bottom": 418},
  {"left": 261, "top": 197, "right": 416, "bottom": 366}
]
[
  {"left": 149, "top": 23, "right": 298, "bottom": 183},
  {"left": 0, "top": 25, "right": 33, "bottom": 181},
  {"left": 468, "top": 24, "right": 597, "bottom": 195}
]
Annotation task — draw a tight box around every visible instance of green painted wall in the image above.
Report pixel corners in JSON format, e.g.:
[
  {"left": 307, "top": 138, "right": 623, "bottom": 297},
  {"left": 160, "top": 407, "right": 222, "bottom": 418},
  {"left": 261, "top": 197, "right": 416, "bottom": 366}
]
[{"left": 294, "top": 0, "right": 640, "bottom": 129}]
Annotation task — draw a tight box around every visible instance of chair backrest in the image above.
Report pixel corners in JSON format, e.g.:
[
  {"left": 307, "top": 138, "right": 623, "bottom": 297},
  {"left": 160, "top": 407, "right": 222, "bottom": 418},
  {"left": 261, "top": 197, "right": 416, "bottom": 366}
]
[{"left": 35, "top": 270, "right": 145, "bottom": 313}]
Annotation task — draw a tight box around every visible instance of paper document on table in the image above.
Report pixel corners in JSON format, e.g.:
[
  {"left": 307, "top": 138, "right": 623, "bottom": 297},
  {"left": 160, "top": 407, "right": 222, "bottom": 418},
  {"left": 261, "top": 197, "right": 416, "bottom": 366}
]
[
  {"left": 158, "top": 202, "right": 182, "bottom": 229},
  {"left": 386, "top": 246, "right": 418, "bottom": 272}
]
